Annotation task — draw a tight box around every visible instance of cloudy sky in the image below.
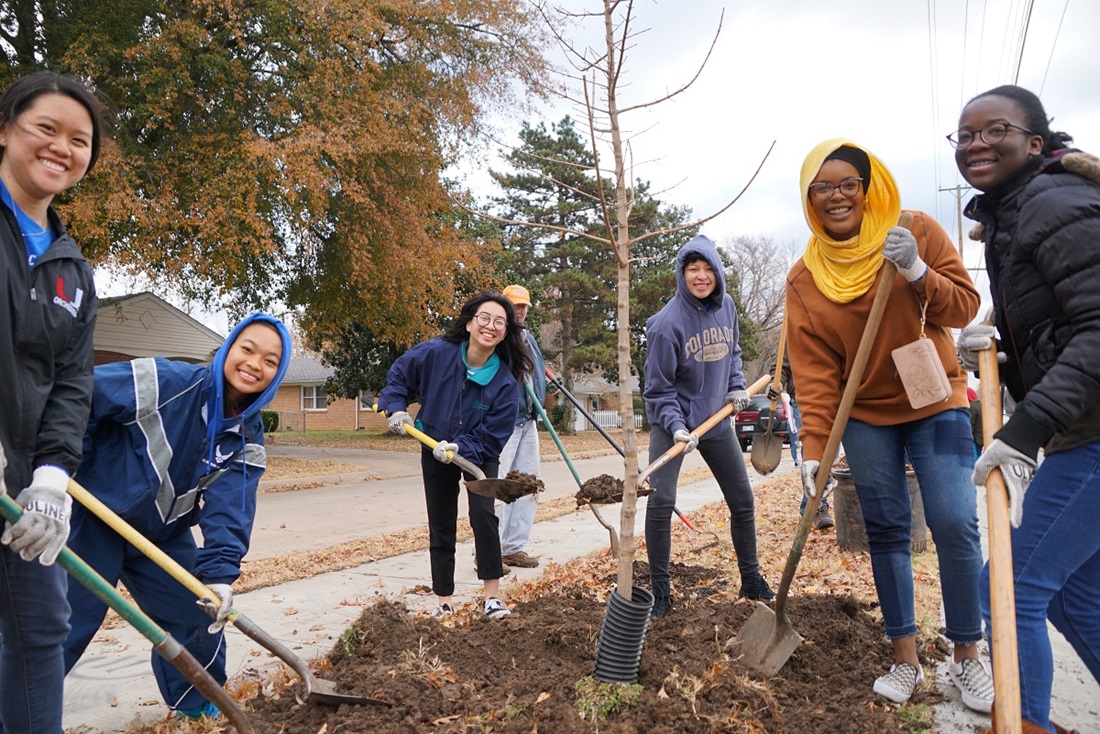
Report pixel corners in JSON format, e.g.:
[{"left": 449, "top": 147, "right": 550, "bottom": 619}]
[{"left": 479, "top": 0, "right": 1100, "bottom": 310}]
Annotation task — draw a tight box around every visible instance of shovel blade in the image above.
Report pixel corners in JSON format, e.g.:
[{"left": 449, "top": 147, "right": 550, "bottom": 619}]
[
  {"left": 465, "top": 478, "right": 539, "bottom": 503},
  {"left": 308, "top": 676, "right": 392, "bottom": 707},
  {"left": 732, "top": 603, "right": 803, "bottom": 677},
  {"left": 749, "top": 431, "right": 783, "bottom": 475}
]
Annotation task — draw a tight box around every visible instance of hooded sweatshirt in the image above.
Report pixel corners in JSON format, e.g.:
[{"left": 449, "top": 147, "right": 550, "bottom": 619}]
[
  {"left": 74, "top": 313, "right": 291, "bottom": 585},
  {"left": 643, "top": 235, "right": 746, "bottom": 437}
]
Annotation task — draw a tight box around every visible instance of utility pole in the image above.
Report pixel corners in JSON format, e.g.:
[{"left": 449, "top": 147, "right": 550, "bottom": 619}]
[{"left": 939, "top": 184, "right": 971, "bottom": 257}]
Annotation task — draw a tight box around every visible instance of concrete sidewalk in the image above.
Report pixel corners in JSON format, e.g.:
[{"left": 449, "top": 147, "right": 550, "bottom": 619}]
[{"left": 61, "top": 449, "right": 1098, "bottom": 733}]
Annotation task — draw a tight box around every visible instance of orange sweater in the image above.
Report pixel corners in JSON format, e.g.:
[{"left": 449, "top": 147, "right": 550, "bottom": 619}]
[{"left": 785, "top": 210, "right": 980, "bottom": 461}]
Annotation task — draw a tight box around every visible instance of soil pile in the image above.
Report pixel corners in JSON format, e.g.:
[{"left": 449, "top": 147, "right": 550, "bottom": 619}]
[
  {"left": 239, "top": 562, "right": 938, "bottom": 732},
  {"left": 574, "top": 473, "right": 653, "bottom": 506}
]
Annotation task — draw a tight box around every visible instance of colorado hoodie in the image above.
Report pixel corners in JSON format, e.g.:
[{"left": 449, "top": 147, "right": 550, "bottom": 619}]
[{"left": 643, "top": 235, "right": 746, "bottom": 437}]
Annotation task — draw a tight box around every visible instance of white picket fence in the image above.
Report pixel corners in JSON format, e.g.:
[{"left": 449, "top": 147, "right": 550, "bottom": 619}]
[{"left": 577, "top": 409, "right": 643, "bottom": 431}]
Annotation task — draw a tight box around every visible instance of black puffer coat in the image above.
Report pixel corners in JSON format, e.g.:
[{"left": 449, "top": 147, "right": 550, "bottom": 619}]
[{"left": 965, "top": 149, "right": 1100, "bottom": 458}]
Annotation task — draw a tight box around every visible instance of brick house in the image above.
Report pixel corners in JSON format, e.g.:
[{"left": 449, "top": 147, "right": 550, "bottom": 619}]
[{"left": 266, "top": 356, "right": 387, "bottom": 432}]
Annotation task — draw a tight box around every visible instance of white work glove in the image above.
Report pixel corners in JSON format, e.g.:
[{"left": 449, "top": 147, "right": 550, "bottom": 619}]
[
  {"left": 883, "top": 226, "right": 927, "bottom": 282},
  {"left": 387, "top": 410, "right": 412, "bottom": 435},
  {"left": 725, "top": 389, "right": 751, "bottom": 412},
  {"left": 972, "top": 438, "right": 1036, "bottom": 528},
  {"left": 432, "top": 441, "right": 459, "bottom": 464},
  {"left": 1, "top": 465, "right": 72, "bottom": 566},
  {"left": 956, "top": 323, "right": 1006, "bottom": 372},
  {"left": 800, "top": 460, "right": 837, "bottom": 501},
  {"left": 672, "top": 429, "right": 699, "bottom": 454},
  {"left": 197, "top": 583, "right": 234, "bottom": 634},
  {"left": 766, "top": 384, "right": 782, "bottom": 402}
]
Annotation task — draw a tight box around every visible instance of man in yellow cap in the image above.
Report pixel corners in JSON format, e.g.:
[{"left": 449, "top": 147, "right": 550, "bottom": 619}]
[{"left": 497, "top": 285, "right": 547, "bottom": 568}]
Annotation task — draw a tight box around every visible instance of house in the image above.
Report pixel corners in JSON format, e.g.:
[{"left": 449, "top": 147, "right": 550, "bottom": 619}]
[
  {"left": 558, "top": 373, "right": 643, "bottom": 432},
  {"left": 94, "top": 292, "right": 225, "bottom": 365},
  {"left": 265, "top": 356, "right": 386, "bottom": 432}
]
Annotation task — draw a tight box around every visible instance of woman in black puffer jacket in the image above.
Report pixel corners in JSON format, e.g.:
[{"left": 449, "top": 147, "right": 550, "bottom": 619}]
[{"left": 954, "top": 84, "right": 1100, "bottom": 734}]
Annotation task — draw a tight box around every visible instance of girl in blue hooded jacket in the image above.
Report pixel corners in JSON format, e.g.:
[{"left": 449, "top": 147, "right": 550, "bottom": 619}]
[{"left": 63, "top": 313, "right": 291, "bottom": 720}]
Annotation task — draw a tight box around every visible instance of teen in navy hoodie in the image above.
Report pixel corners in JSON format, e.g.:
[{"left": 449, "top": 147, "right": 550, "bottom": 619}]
[
  {"left": 64, "top": 313, "right": 291, "bottom": 720},
  {"left": 643, "top": 235, "right": 773, "bottom": 619}
]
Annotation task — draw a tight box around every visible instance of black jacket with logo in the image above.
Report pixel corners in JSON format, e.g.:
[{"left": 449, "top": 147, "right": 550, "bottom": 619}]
[
  {"left": 965, "top": 149, "right": 1100, "bottom": 457},
  {"left": 1, "top": 202, "right": 97, "bottom": 494}
]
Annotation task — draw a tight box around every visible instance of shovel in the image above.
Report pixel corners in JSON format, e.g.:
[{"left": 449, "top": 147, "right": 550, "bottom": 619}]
[
  {"left": 732, "top": 211, "right": 912, "bottom": 676},
  {"left": 544, "top": 367, "right": 717, "bottom": 549},
  {"left": 977, "top": 312, "right": 1023, "bottom": 734},
  {"left": 0, "top": 496, "right": 256, "bottom": 732},
  {"left": 398, "top": 421, "right": 539, "bottom": 503},
  {"left": 64, "top": 480, "right": 390, "bottom": 707},
  {"left": 750, "top": 320, "right": 787, "bottom": 476},
  {"left": 525, "top": 381, "right": 619, "bottom": 556},
  {"left": 638, "top": 373, "right": 772, "bottom": 485}
]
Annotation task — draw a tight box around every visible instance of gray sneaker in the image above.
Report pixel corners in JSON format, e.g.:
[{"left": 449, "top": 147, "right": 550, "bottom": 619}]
[
  {"left": 873, "top": 662, "right": 924, "bottom": 703},
  {"left": 484, "top": 597, "right": 511, "bottom": 619},
  {"left": 949, "top": 658, "right": 994, "bottom": 713}
]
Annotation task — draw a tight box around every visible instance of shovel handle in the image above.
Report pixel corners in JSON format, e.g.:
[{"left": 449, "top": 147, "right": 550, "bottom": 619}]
[
  {"left": 393, "top": 417, "right": 487, "bottom": 480},
  {"left": 978, "top": 315, "right": 1023, "bottom": 734},
  {"left": 638, "top": 373, "right": 771, "bottom": 484},
  {"left": 774, "top": 211, "right": 914, "bottom": 623},
  {"left": 544, "top": 367, "right": 626, "bottom": 456}
]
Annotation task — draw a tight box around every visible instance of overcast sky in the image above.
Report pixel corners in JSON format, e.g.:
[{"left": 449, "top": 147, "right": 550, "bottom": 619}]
[{"left": 473, "top": 0, "right": 1100, "bottom": 315}]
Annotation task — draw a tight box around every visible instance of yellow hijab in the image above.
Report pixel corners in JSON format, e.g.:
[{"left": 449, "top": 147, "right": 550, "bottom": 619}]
[{"left": 800, "top": 138, "right": 901, "bottom": 303}]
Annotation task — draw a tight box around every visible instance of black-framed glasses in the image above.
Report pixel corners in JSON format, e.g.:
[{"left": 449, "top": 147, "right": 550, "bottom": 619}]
[
  {"left": 946, "top": 122, "right": 1034, "bottom": 149},
  {"left": 473, "top": 312, "right": 507, "bottom": 330},
  {"left": 807, "top": 177, "right": 863, "bottom": 201}
]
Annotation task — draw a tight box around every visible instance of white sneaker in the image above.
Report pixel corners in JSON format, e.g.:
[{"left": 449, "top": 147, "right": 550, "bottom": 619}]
[
  {"left": 949, "top": 658, "right": 994, "bottom": 713},
  {"left": 430, "top": 603, "right": 454, "bottom": 618},
  {"left": 873, "top": 662, "right": 924, "bottom": 703},
  {"left": 484, "top": 597, "right": 511, "bottom": 619}
]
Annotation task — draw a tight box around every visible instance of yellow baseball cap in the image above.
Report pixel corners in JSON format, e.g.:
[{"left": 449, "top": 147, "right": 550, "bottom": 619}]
[{"left": 502, "top": 285, "right": 531, "bottom": 306}]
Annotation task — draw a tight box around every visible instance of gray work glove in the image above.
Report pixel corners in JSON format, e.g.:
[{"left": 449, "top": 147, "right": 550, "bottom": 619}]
[
  {"left": 972, "top": 438, "right": 1036, "bottom": 528},
  {"left": 198, "top": 583, "right": 234, "bottom": 634},
  {"left": 387, "top": 410, "right": 412, "bottom": 435},
  {"left": 956, "top": 323, "right": 1006, "bottom": 372},
  {"left": 883, "top": 226, "right": 927, "bottom": 282},
  {"left": 1, "top": 466, "right": 72, "bottom": 566},
  {"left": 432, "top": 441, "right": 459, "bottom": 464},
  {"left": 766, "top": 384, "right": 782, "bottom": 402},
  {"left": 725, "top": 389, "right": 751, "bottom": 412},
  {"left": 672, "top": 429, "right": 699, "bottom": 455},
  {"left": 800, "top": 460, "right": 837, "bottom": 501}
]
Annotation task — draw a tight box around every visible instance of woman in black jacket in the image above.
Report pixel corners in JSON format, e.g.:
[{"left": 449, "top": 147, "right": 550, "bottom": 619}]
[
  {"left": 954, "top": 85, "right": 1100, "bottom": 734},
  {"left": 0, "top": 71, "right": 102, "bottom": 734}
]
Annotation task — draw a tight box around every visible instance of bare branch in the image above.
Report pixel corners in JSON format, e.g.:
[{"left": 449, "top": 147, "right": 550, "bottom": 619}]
[{"left": 454, "top": 199, "right": 612, "bottom": 247}]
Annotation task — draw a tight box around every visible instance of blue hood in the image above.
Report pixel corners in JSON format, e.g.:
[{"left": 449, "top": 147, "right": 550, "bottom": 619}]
[
  {"left": 207, "top": 313, "right": 292, "bottom": 451},
  {"left": 674, "top": 235, "right": 727, "bottom": 311}
]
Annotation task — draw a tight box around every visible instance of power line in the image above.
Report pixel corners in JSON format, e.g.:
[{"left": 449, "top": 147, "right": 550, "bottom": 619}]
[
  {"left": 1040, "top": 0, "right": 1071, "bottom": 94},
  {"left": 1013, "top": 0, "right": 1037, "bottom": 84}
]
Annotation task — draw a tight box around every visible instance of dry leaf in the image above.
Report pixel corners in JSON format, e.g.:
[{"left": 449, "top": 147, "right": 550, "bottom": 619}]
[{"left": 535, "top": 691, "right": 550, "bottom": 704}]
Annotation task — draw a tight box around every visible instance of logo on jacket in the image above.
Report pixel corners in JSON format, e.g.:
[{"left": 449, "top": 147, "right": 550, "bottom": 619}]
[
  {"left": 214, "top": 445, "right": 235, "bottom": 465},
  {"left": 472, "top": 400, "right": 490, "bottom": 411},
  {"left": 53, "top": 275, "right": 84, "bottom": 318}
]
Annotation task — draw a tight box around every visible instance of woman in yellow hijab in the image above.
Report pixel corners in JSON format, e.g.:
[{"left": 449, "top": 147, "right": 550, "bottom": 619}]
[{"left": 784, "top": 139, "right": 992, "bottom": 713}]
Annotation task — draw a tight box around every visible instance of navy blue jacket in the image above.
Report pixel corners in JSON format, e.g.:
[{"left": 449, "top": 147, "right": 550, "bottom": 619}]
[
  {"left": 379, "top": 338, "right": 518, "bottom": 467},
  {"left": 643, "top": 235, "right": 746, "bottom": 436},
  {"left": 74, "top": 314, "right": 291, "bottom": 585}
]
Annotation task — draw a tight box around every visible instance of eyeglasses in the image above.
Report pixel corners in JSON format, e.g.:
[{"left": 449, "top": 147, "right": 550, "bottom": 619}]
[
  {"left": 807, "top": 177, "right": 863, "bottom": 201},
  {"left": 473, "top": 312, "right": 508, "bottom": 330},
  {"left": 946, "top": 122, "right": 1034, "bottom": 149}
]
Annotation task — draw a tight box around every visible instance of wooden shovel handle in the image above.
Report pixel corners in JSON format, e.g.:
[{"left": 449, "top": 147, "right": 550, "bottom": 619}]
[
  {"left": 978, "top": 316, "right": 1023, "bottom": 734},
  {"left": 774, "top": 211, "right": 913, "bottom": 623}
]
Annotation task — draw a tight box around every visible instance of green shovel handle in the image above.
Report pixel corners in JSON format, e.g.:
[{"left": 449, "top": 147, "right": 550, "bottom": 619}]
[{"left": 526, "top": 382, "right": 583, "bottom": 488}]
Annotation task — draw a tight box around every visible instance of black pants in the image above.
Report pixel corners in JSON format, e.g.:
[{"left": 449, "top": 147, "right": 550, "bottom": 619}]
[
  {"left": 421, "top": 448, "right": 503, "bottom": 596},
  {"left": 644, "top": 424, "right": 761, "bottom": 587}
]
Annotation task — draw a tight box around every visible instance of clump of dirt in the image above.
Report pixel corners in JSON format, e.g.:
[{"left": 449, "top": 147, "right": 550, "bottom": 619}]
[
  {"left": 492, "top": 470, "right": 544, "bottom": 503},
  {"left": 236, "top": 562, "right": 938, "bottom": 733},
  {"left": 574, "top": 474, "right": 653, "bottom": 506}
]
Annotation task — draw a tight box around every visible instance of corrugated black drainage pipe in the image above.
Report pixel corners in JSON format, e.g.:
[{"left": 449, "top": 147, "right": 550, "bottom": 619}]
[{"left": 593, "top": 586, "right": 654, "bottom": 683}]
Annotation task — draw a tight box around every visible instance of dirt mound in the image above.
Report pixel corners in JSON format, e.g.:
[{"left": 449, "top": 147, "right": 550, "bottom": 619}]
[{"left": 240, "top": 562, "right": 940, "bottom": 732}]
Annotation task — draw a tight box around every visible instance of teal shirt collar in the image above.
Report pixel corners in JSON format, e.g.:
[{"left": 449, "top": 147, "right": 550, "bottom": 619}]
[{"left": 461, "top": 340, "right": 501, "bottom": 385}]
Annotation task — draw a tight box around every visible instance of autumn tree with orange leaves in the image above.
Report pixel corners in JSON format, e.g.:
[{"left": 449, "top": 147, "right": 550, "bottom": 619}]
[{"left": 0, "top": 0, "right": 549, "bottom": 346}]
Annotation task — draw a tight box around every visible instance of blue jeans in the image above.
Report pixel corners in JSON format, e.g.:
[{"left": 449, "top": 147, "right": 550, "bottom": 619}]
[
  {"left": 979, "top": 440, "right": 1100, "bottom": 731},
  {"left": 789, "top": 399, "right": 802, "bottom": 463},
  {"left": 645, "top": 424, "right": 760, "bottom": 586},
  {"left": 843, "top": 409, "right": 983, "bottom": 643},
  {"left": 0, "top": 546, "right": 70, "bottom": 733}
]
